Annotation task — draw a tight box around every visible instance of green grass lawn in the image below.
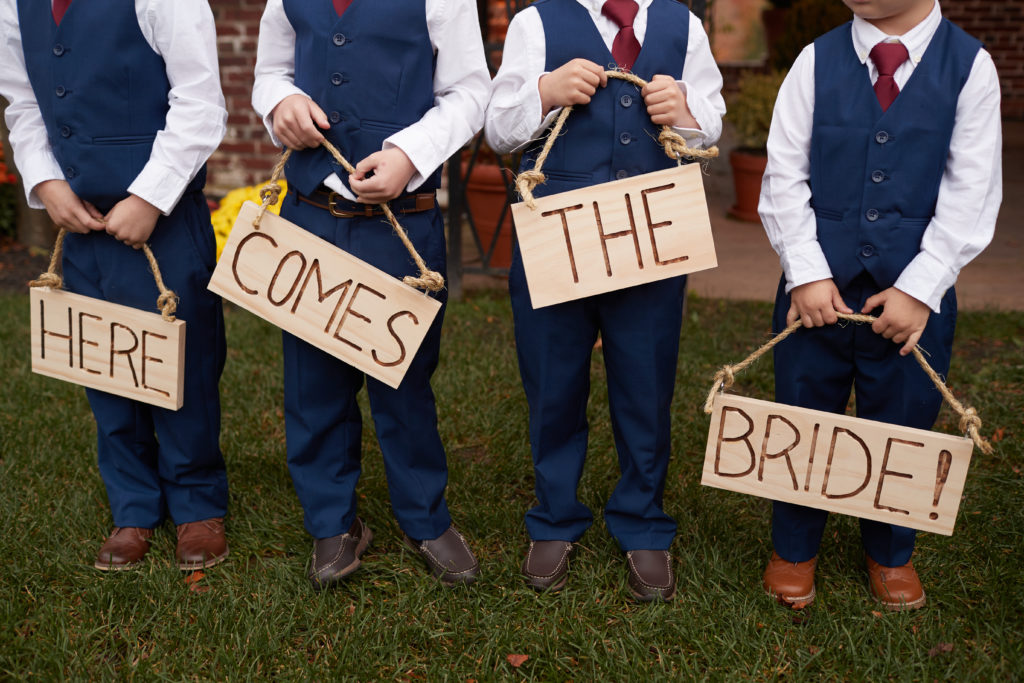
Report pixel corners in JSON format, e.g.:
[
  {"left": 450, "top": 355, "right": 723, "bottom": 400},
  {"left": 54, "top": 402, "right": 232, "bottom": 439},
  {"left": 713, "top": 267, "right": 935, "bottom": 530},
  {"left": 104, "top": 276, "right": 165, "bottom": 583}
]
[{"left": 1, "top": 291, "right": 1021, "bottom": 680}]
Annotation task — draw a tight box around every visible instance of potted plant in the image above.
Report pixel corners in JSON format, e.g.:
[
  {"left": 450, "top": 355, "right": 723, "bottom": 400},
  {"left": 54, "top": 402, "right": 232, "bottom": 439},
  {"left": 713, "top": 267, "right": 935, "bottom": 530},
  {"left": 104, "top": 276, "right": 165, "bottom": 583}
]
[{"left": 726, "top": 69, "right": 786, "bottom": 222}]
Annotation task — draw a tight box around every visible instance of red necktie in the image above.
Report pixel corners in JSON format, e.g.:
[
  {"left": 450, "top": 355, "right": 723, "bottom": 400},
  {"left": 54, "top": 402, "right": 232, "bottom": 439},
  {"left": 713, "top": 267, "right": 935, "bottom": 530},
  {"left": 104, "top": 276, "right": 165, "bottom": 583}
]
[
  {"left": 53, "top": 0, "right": 72, "bottom": 25},
  {"left": 602, "top": 0, "right": 641, "bottom": 72},
  {"left": 869, "top": 41, "right": 910, "bottom": 112},
  {"left": 333, "top": 0, "right": 353, "bottom": 16}
]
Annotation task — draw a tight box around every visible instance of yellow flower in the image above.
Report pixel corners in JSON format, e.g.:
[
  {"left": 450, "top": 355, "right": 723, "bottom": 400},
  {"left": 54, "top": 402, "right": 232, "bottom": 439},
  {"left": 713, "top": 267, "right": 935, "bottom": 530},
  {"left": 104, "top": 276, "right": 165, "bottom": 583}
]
[{"left": 210, "top": 181, "right": 288, "bottom": 260}]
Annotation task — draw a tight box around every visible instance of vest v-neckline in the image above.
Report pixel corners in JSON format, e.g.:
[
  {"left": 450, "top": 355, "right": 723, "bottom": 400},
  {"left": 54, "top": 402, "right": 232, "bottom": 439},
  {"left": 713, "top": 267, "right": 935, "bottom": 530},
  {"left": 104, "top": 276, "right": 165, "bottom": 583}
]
[
  {"left": 862, "top": 20, "right": 945, "bottom": 121},
  {"left": 579, "top": 0, "right": 656, "bottom": 77}
]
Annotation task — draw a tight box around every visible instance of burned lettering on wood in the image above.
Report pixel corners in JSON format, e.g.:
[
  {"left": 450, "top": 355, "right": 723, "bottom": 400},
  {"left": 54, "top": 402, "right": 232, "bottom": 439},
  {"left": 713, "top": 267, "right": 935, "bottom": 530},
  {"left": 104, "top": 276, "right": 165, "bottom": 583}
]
[
  {"left": 541, "top": 204, "right": 583, "bottom": 284},
  {"left": 39, "top": 298, "right": 73, "bottom": 365},
  {"left": 141, "top": 330, "right": 169, "bottom": 399},
  {"left": 232, "top": 230, "right": 277, "bottom": 295},
  {"left": 372, "top": 310, "right": 418, "bottom": 368},
  {"left": 803, "top": 423, "right": 820, "bottom": 492},
  {"left": 333, "top": 282, "right": 385, "bottom": 352},
  {"left": 267, "top": 250, "right": 307, "bottom": 307},
  {"left": 109, "top": 322, "right": 140, "bottom": 387},
  {"left": 822, "top": 427, "right": 872, "bottom": 499},
  {"left": 77, "top": 311, "right": 102, "bottom": 375},
  {"left": 293, "top": 259, "right": 350, "bottom": 316},
  {"left": 873, "top": 437, "right": 920, "bottom": 515},
  {"left": 757, "top": 413, "right": 800, "bottom": 491},
  {"left": 641, "top": 183, "right": 688, "bottom": 266},
  {"left": 595, "top": 197, "right": 643, "bottom": 277},
  {"left": 714, "top": 405, "right": 756, "bottom": 477}
]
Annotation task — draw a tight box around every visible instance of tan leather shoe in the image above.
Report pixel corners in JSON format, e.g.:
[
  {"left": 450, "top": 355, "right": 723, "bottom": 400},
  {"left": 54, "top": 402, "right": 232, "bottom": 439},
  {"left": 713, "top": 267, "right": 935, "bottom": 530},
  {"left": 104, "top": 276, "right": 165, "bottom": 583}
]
[
  {"left": 763, "top": 551, "right": 817, "bottom": 609},
  {"left": 626, "top": 550, "right": 676, "bottom": 602},
  {"left": 403, "top": 525, "right": 479, "bottom": 586},
  {"left": 522, "top": 540, "right": 573, "bottom": 592},
  {"left": 866, "top": 555, "right": 926, "bottom": 611},
  {"left": 94, "top": 527, "right": 153, "bottom": 571},
  {"left": 176, "top": 518, "right": 229, "bottom": 571}
]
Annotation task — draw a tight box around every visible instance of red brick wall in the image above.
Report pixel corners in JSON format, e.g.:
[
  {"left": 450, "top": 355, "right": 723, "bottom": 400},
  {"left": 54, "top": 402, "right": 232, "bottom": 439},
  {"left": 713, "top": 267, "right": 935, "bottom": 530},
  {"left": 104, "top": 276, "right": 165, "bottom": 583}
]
[{"left": 944, "top": 0, "right": 1024, "bottom": 119}]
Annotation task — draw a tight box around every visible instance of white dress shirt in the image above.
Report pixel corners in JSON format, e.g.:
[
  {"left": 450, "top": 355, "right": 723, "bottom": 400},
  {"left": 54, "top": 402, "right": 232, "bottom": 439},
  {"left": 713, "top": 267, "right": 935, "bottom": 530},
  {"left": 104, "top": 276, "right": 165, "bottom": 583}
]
[
  {"left": 0, "top": 0, "right": 228, "bottom": 215},
  {"left": 758, "top": 0, "right": 1002, "bottom": 312},
  {"left": 485, "top": 0, "right": 725, "bottom": 154},
  {"left": 252, "top": 0, "right": 491, "bottom": 201}
]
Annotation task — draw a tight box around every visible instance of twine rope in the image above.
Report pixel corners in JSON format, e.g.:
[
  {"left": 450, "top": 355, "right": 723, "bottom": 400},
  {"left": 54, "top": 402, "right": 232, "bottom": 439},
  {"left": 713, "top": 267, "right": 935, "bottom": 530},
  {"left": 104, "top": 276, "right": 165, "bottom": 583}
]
[
  {"left": 252, "top": 142, "right": 445, "bottom": 293},
  {"left": 29, "top": 229, "right": 178, "bottom": 321},
  {"left": 702, "top": 313, "right": 993, "bottom": 454},
  {"left": 515, "top": 70, "right": 721, "bottom": 209}
]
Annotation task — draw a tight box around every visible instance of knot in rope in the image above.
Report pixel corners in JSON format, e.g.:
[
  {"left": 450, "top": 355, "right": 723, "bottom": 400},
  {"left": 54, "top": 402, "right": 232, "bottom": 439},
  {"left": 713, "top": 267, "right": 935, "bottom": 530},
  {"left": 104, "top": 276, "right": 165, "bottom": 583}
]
[
  {"left": 515, "top": 170, "right": 546, "bottom": 209},
  {"left": 403, "top": 271, "right": 446, "bottom": 293},
  {"left": 156, "top": 290, "right": 179, "bottom": 322},
  {"left": 259, "top": 182, "right": 283, "bottom": 207},
  {"left": 29, "top": 272, "right": 63, "bottom": 289}
]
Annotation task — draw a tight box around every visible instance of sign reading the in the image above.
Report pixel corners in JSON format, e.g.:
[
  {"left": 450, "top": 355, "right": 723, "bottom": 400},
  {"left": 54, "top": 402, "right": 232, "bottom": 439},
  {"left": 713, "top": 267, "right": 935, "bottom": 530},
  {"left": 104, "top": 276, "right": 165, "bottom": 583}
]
[
  {"left": 30, "top": 287, "right": 186, "bottom": 410},
  {"left": 702, "top": 394, "right": 973, "bottom": 535},
  {"left": 510, "top": 164, "right": 717, "bottom": 309},
  {"left": 209, "top": 201, "right": 441, "bottom": 389}
]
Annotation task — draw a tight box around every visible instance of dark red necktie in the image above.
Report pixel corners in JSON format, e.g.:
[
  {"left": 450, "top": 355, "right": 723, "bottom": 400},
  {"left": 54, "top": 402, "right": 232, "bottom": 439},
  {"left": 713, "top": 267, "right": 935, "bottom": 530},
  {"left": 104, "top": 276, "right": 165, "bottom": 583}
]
[
  {"left": 333, "top": 0, "right": 353, "bottom": 16},
  {"left": 869, "top": 41, "right": 910, "bottom": 112},
  {"left": 602, "top": 0, "right": 641, "bottom": 72},
  {"left": 53, "top": 0, "right": 72, "bottom": 25}
]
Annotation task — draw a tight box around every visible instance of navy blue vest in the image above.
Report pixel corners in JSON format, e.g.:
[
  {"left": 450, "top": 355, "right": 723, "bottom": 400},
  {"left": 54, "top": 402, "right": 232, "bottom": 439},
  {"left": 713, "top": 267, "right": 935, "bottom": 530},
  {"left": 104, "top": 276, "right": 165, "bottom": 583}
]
[
  {"left": 519, "top": 0, "right": 690, "bottom": 198},
  {"left": 281, "top": 0, "right": 440, "bottom": 197},
  {"left": 810, "top": 20, "right": 980, "bottom": 290},
  {"left": 17, "top": 0, "right": 205, "bottom": 211}
]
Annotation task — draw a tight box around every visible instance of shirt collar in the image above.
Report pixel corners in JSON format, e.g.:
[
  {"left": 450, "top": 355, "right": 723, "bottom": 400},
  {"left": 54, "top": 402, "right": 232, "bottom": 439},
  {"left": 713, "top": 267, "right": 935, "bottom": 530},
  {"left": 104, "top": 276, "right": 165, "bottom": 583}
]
[
  {"left": 581, "top": 0, "right": 649, "bottom": 14},
  {"left": 851, "top": 0, "right": 942, "bottom": 66}
]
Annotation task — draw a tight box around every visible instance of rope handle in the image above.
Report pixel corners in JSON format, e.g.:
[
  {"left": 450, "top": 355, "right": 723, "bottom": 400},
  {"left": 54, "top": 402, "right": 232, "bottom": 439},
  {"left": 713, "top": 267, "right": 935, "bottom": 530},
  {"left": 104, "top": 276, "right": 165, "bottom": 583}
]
[
  {"left": 702, "top": 313, "right": 993, "bottom": 455},
  {"left": 29, "top": 229, "right": 179, "bottom": 322},
  {"left": 515, "top": 70, "right": 721, "bottom": 210},
  {"left": 252, "top": 141, "right": 445, "bottom": 293}
]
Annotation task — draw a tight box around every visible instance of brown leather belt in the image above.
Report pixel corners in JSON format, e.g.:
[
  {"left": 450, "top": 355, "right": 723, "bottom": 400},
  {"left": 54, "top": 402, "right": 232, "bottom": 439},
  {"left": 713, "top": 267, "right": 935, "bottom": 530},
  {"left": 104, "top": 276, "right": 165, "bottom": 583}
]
[{"left": 296, "top": 188, "right": 435, "bottom": 218}]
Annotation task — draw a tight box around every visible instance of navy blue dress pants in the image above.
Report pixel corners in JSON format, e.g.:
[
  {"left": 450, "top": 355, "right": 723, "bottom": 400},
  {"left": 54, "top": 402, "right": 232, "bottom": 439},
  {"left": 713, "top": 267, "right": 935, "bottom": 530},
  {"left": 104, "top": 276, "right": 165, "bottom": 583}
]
[
  {"left": 771, "top": 273, "right": 956, "bottom": 566},
  {"left": 61, "top": 191, "right": 227, "bottom": 528}
]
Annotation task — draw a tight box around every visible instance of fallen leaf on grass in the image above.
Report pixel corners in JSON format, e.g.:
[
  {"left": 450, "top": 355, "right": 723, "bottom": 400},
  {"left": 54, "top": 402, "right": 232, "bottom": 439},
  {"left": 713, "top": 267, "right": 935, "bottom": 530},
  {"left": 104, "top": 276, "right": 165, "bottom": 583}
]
[
  {"left": 871, "top": 611, "right": 883, "bottom": 618},
  {"left": 184, "top": 571, "right": 206, "bottom": 585},
  {"left": 506, "top": 654, "right": 529, "bottom": 668},
  {"left": 991, "top": 427, "right": 1006, "bottom": 443},
  {"left": 808, "top": 646, "right": 820, "bottom": 655},
  {"left": 928, "top": 642, "right": 954, "bottom": 657}
]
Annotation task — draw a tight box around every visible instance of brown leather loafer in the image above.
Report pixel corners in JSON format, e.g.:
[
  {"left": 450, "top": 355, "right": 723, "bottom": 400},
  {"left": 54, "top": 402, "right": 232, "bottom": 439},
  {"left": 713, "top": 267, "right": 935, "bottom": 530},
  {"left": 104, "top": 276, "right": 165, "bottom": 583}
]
[
  {"left": 176, "top": 518, "right": 229, "bottom": 571},
  {"left": 522, "top": 540, "right": 573, "bottom": 592},
  {"left": 626, "top": 550, "right": 676, "bottom": 602},
  {"left": 94, "top": 527, "right": 154, "bottom": 571},
  {"left": 763, "top": 551, "right": 817, "bottom": 609},
  {"left": 404, "top": 525, "right": 479, "bottom": 586},
  {"left": 309, "top": 517, "right": 373, "bottom": 591},
  {"left": 866, "top": 555, "right": 926, "bottom": 611}
]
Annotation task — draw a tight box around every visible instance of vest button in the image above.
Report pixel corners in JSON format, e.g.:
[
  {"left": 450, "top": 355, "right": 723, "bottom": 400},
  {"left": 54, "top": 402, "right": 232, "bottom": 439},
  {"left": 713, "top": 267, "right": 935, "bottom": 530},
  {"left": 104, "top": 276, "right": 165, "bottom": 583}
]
[
  {"left": 59, "top": 125, "right": 71, "bottom": 138},
  {"left": 329, "top": 111, "right": 341, "bottom": 124},
  {"left": 620, "top": 94, "right": 633, "bottom": 108},
  {"left": 333, "top": 33, "right": 347, "bottom": 46},
  {"left": 615, "top": 169, "right": 629, "bottom": 180},
  {"left": 52, "top": 43, "right": 65, "bottom": 56},
  {"left": 55, "top": 86, "right": 67, "bottom": 97},
  {"left": 330, "top": 72, "right": 343, "bottom": 86},
  {"left": 619, "top": 132, "right": 631, "bottom": 145},
  {"left": 865, "top": 208, "right": 880, "bottom": 222},
  {"left": 65, "top": 166, "right": 77, "bottom": 179},
  {"left": 871, "top": 169, "right": 885, "bottom": 183},
  {"left": 860, "top": 244, "right": 875, "bottom": 257},
  {"left": 875, "top": 130, "right": 889, "bottom": 144}
]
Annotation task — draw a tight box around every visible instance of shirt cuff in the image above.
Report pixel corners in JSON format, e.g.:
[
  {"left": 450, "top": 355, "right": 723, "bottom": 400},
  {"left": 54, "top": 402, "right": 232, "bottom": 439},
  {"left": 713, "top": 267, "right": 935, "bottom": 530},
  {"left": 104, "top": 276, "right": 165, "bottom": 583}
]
[
  {"left": 894, "top": 250, "right": 956, "bottom": 313},
  {"left": 672, "top": 80, "right": 709, "bottom": 144},
  {"left": 780, "top": 241, "right": 834, "bottom": 293},
  {"left": 127, "top": 161, "right": 192, "bottom": 216},
  {"left": 384, "top": 127, "right": 441, "bottom": 194},
  {"left": 21, "top": 152, "right": 66, "bottom": 210},
  {"left": 257, "top": 83, "right": 310, "bottom": 148}
]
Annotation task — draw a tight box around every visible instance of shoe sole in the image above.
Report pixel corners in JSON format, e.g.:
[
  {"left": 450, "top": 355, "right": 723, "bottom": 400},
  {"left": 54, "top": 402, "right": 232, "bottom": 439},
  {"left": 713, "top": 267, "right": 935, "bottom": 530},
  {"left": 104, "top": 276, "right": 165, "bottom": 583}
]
[
  {"left": 402, "top": 536, "right": 479, "bottom": 587},
  {"left": 311, "top": 528, "right": 373, "bottom": 592},
  {"left": 524, "top": 572, "right": 568, "bottom": 593},
  {"left": 178, "top": 548, "right": 230, "bottom": 572},
  {"left": 629, "top": 584, "right": 676, "bottom": 603},
  {"left": 765, "top": 585, "right": 816, "bottom": 609},
  {"left": 94, "top": 559, "right": 144, "bottom": 572},
  {"left": 872, "top": 589, "right": 926, "bottom": 611}
]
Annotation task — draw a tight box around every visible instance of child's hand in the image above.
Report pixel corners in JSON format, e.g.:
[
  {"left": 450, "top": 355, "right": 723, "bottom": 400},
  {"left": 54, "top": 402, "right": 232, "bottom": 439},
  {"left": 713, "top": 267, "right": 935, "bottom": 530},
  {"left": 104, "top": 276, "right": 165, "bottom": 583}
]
[
  {"left": 104, "top": 194, "right": 162, "bottom": 249},
  {"left": 539, "top": 58, "right": 608, "bottom": 115},
  {"left": 348, "top": 148, "right": 416, "bottom": 204},
  {"left": 642, "top": 75, "right": 697, "bottom": 128},
  {"left": 271, "top": 94, "right": 330, "bottom": 150},
  {"left": 861, "top": 287, "right": 931, "bottom": 356},
  {"left": 787, "top": 279, "right": 853, "bottom": 327},
  {"left": 35, "top": 179, "right": 106, "bottom": 234}
]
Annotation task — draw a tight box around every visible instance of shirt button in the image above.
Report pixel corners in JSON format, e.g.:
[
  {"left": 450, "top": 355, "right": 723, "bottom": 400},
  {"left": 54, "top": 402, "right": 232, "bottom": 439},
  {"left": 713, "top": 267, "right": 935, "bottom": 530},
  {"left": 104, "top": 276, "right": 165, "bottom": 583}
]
[
  {"left": 52, "top": 43, "right": 65, "bottom": 56},
  {"left": 330, "top": 72, "right": 343, "bottom": 86},
  {"left": 55, "top": 85, "right": 67, "bottom": 97},
  {"left": 615, "top": 169, "right": 629, "bottom": 180},
  {"left": 620, "top": 94, "right": 633, "bottom": 107},
  {"left": 866, "top": 208, "right": 880, "bottom": 222},
  {"left": 59, "top": 125, "right": 71, "bottom": 138},
  {"left": 871, "top": 170, "right": 885, "bottom": 183},
  {"left": 619, "top": 132, "right": 631, "bottom": 145},
  {"left": 875, "top": 130, "right": 889, "bottom": 144},
  {"left": 333, "top": 33, "right": 346, "bottom": 46},
  {"left": 329, "top": 111, "right": 341, "bottom": 123},
  {"left": 860, "top": 244, "right": 875, "bottom": 257}
]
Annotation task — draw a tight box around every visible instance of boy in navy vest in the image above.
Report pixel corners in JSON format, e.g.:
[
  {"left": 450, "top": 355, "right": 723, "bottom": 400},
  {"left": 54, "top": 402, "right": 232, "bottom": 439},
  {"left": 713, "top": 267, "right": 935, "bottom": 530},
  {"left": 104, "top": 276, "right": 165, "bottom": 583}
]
[
  {"left": 252, "top": 0, "right": 490, "bottom": 590},
  {"left": 758, "top": 0, "right": 1001, "bottom": 610},
  {"left": 485, "top": 0, "right": 725, "bottom": 601},
  {"left": 0, "top": 0, "right": 230, "bottom": 570}
]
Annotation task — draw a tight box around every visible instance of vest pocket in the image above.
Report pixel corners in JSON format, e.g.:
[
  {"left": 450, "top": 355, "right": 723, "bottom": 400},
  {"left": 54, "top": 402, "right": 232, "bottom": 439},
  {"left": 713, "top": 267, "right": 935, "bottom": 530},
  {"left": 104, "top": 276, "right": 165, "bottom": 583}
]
[
  {"left": 359, "top": 119, "right": 404, "bottom": 134},
  {"left": 92, "top": 134, "right": 157, "bottom": 145},
  {"left": 812, "top": 206, "right": 844, "bottom": 221}
]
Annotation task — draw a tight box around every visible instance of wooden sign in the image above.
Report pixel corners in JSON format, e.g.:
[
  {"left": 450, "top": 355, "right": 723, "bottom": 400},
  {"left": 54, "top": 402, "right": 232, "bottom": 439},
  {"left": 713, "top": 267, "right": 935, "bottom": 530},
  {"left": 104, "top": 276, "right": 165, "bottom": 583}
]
[
  {"left": 702, "top": 394, "right": 973, "bottom": 535},
  {"left": 209, "top": 201, "right": 441, "bottom": 389},
  {"left": 510, "top": 164, "right": 717, "bottom": 309},
  {"left": 30, "top": 287, "right": 186, "bottom": 410}
]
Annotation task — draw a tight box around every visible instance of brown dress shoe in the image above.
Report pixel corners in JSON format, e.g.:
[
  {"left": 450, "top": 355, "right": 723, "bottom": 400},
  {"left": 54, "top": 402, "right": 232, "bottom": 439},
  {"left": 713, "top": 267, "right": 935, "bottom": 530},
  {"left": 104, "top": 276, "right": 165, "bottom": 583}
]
[
  {"left": 763, "top": 551, "right": 817, "bottom": 609},
  {"left": 626, "top": 550, "right": 676, "bottom": 602},
  {"left": 309, "top": 517, "right": 373, "bottom": 591},
  {"left": 404, "top": 525, "right": 479, "bottom": 586},
  {"left": 522, "top": 541, "right": 573, "bottom": 592},
  {"left": 866, "top": 555, "right": 926, "bottom": 611},
  {"left": 94, "top": 527, "right": 154, "bottom": 571},
  {"left": 176, "top": 518, "right": 229, "bottom": 571}
]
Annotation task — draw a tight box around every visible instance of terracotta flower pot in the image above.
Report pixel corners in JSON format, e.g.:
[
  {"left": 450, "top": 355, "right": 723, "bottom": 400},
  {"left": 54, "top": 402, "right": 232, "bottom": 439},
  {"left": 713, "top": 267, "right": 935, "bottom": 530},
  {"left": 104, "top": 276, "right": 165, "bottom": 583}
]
[
  {"left": 728, "top": 149, "right": 768, "bottom": 223},
  {"left": 462, "top": 161, "right": 513, "bottom": 268}
]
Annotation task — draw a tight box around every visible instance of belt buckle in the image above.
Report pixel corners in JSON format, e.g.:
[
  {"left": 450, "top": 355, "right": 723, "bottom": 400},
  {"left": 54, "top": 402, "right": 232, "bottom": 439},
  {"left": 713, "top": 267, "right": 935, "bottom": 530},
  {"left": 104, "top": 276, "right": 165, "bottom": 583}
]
[{"left": 327, "top": 193, "right": 375, "bottom": 218}]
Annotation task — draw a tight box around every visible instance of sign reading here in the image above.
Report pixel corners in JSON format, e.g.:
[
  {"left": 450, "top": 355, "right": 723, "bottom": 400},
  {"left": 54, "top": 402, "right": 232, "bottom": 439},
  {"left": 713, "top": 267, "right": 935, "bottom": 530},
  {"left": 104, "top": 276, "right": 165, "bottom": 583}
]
[
  {"left": 702, "top": 394, "right": 973, "bottom": 535},
  {"left": 209, "top": 201, "right": 441, "bottom": 389},
  {"left": 510, "top": 164, "right": 717, "bottom": 309},
  {"left": 30, "top": 287, "right": 186, "bottom": 410}
]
